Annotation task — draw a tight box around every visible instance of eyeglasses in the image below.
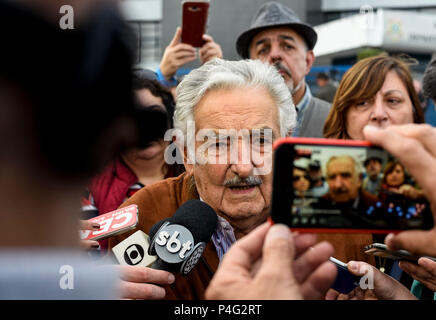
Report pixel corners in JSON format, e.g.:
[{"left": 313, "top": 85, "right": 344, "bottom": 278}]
[{"left": 293, "top": 175, "right": 310, "bottom": 182}]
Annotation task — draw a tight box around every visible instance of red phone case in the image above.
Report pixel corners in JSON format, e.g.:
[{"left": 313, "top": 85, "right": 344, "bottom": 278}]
[
  {"left": 181, "top": 1, "right": 209, "bottom": 47},
  {"left": 271, "top": 137, "right": 430, "bottom": 234}
]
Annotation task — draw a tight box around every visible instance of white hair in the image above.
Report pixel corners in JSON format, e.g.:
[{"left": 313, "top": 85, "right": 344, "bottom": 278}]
[{"left": 174, "top": 58, "right": 296, "bottom": 144}]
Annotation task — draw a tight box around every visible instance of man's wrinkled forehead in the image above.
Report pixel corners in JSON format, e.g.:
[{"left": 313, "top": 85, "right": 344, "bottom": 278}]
[
  {"left": 327, "top": 158, "right": 355, "bottom": 175},
  {"left": 250, "top": 27, "right": 308, "bottom": 51}
]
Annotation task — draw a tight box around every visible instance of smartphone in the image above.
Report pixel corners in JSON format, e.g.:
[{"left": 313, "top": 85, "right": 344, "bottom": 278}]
[
  {"left": 270, "top": 137, "right": 434, "bottom": 233},
  {"left": 364, "top": 243, "right": 436, "bottom": 263},
  {"left": 80, "top": 204, "right": 139, "bottom": 241},
  {"left": 181, "top": 0, "right": 209, "bottom": 47},
  {"left": 329, "top": 257, "right": 360, "bottom": 294}
]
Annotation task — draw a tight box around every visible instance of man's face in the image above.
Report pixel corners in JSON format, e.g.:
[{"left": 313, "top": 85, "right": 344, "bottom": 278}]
[
  {"left": 327, "top": 157, "right": 361, "bottom": 203},
  {"left": 248, "top": 27, "right": 314, "bottom": 94},
  {"left": 365, "top": 159, "right": 382, "bottom": 179},
  {"left": 184, "top": 87, "right": 280, "bottom": 236}
]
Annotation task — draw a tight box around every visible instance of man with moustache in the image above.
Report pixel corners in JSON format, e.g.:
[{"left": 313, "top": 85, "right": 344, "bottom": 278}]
[
  {"left": 108, "top": 59, "right": 336, "bottom": 300},
  {"left": 236, "top": 1, "right": 331, "bottom": 137},
  {"left": 322, "top": 156, "right": 378, "bottom": 209}
]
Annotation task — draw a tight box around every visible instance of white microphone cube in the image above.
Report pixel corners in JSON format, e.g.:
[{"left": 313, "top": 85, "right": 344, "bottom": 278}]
[{"left": 112, "top": 230, "right": 157, "bottom": 267}]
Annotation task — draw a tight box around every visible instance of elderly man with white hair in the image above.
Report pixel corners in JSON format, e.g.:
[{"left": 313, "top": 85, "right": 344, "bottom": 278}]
[{"left": 108, "top": 58, "right": 336, "bottom": 300}]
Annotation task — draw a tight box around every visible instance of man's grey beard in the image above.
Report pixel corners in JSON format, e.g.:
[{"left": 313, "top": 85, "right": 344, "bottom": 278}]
[
  {"left": 273, "top": 61, "right": 304, "bottom": 95},
  {"left": 288, "top": 78, "right": 304, "bottom": 95}
]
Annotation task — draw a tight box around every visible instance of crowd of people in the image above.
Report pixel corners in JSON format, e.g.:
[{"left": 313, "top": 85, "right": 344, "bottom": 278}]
[{"left": 2, "top": 0, "right": 436, "bottom": 301}]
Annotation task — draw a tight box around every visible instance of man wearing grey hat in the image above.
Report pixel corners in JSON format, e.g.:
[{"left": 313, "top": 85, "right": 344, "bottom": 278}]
[{"left": 236, "top": 1, "right": 331, "bottom": 137}]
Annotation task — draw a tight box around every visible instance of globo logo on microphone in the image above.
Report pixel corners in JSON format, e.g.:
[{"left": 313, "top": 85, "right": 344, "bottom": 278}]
[{"left": 154, "top": 224, "right": 194, "bottom": 263}]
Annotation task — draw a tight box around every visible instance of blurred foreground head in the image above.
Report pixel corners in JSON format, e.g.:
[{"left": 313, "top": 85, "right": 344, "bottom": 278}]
[
  {"left": 0, "top": 0, "right": 138, "bottom": 181},
  {"left": 0, "top": 0, "right": 140, "bottom": 248}
]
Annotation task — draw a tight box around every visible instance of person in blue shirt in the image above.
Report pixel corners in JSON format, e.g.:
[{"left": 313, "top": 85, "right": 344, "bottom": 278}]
[{"left": 156, "top": 27, "right": 223, "bottom": 91}]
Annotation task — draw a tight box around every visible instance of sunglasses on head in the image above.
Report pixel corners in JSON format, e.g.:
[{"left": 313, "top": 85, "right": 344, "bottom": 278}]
[{"left": 293, "top": 174, "right": 310, "bottom": 182}]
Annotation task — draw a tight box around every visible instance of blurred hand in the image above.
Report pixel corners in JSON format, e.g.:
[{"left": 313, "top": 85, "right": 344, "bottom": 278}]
[
  {"left": 325, "top": 261, "right": 416, "bottom": 300},
  {"left": 398, "top": 184, "right": 424, "bottom": 200},
  {"left": 117, "top": 265, "right": 175, "bottom": 300},
  {"left": 363, "top": 124, "right": 436, "bottom": 257},
  {"left": 160, "top": 27, "right": 196, "bottom": 80},
  {"left": 399, "top": 258, "right": 436, "bottom": 291},
  {"left": 205, "top": 222, "right": 337, "bottom": 300},
  {"left": 199, "top": 34, "right": 223, "bottom": 64},
  {"left": 79, "top": 220, "right": 100, "bottom": 250}
]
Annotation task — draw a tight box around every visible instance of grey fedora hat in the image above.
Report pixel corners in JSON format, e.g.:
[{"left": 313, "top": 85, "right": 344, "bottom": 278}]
[{"left": 236, "top": 1, "right": 318, "bottom": 59}]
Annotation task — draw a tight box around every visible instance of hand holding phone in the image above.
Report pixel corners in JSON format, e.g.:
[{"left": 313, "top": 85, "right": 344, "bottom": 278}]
[
  {"left": 364, "top": 243, "right": 436, "bottom": 263},
  {"left": 80, "top": 204, "right": 139, "bottom": 241},
  {"left": 329, "top": 257, "right": 360, "bottom": 294}
]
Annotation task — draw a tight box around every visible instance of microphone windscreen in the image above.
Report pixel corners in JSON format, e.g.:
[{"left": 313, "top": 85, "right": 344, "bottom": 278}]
[
  {"left": 148, "top": 217, "right": 171, "bottom": 240},
  {"left": 170, "top": 200, "right": 218, "bottom": 244}
]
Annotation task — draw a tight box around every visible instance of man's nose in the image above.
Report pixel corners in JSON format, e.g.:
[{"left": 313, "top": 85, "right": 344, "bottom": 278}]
[
  {"left": 230, "top": 138, "right": 254, "bottom": 178},
  {"left": 333, "top": 176, "right": 344, "bottom": 189},
  {"left": 268, "top": 44, "right": 283, "bottom": 64}
]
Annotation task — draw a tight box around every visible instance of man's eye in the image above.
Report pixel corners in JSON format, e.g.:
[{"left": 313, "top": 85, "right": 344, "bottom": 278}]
[{"left": 258, "top": 47, "right": 269, "bottom": 55}]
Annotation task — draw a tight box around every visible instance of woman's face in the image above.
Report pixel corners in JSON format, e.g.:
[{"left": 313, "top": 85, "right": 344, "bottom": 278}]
[
  {"left": 127, "top": 89, "right": 169, "bottom": 160},
  {"left": 345, "top": 71, "right": 414, "bottom": 140},
  {"left": 386, "top": 164, "right": 405, "bottom": 187},
  {"left": 293, "top": 168, "right": 310, "bottom": 192}
]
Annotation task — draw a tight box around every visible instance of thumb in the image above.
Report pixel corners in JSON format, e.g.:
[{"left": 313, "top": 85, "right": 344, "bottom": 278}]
[
  {"left": 260, "top": 224, "right": 296, "bottom": 278},
  {"left": 169, "top": 27, "right": 182, "bottom": 46},
  {"left": 385, "top": 230, "right": 436, "bottom": 256}
]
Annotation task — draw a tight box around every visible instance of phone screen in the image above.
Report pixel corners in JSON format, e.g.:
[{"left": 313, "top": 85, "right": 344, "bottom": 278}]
[{"left": 271, "top": 140, "right": 434, "bottom": 232}]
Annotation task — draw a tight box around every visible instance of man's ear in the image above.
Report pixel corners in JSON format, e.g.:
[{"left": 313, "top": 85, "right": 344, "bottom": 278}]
[{"left": 305, "top": 50, "right": 315, "bottom": 75}]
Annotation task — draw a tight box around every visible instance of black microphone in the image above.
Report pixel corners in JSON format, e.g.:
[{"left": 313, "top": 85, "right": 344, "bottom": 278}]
[{"left": 148, "top": 200, "right": 217, "bottom": 276}]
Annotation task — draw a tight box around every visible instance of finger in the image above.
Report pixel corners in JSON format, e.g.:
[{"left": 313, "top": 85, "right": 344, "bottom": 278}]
[
  {"left": 200, "top": 50, "right": 219, "bottom": 64},
  {"left": 80, "top": 240, "right": 100, "bottom": 249},
  {"left": 293, "top": 241, "right": 334, "bottom": 283},
  {"left": 259, "top": 224, "right": 295, "bottom": 279},
  {"left": 80, "top": 220, "right": 100, "bottom": 230},
  {"left": 172, "top": 43, "right": 196, "bottom": 54},
  {"left": 118, "top": 265, "right": 175, "bottom": 285},
  {"left": 325, "top": 289, "right": 340, "bottom": 300},
  {"left": 173, "top": 51, "right": 197, "bottom": 61},
  {"left": 363, "top": 125, "right": 436, "bottom": 192},
  {"left": 372, "top": 124, "right": 436, "bottom": 158},
  {"left": 385, "top": 230, "right": 436, "bottom": 257},
  {"left": 399, "top": 261, "right": 432, "bottom": 280},
  {"left": 118, "top": 281, "right": 166, "bottom": 300},
  {"left": 169, "top": 27, "right": 182, "bottom": 47},
  {"left": 418, "top": 257, "right": 436, "bottom": 274},
  {"left": 300, "top": 260, "right": 337, "bottom": 300},
  {"left": 220, "top": 222, "right": 271, "bottom": 271},
  {"left": 202, "top": 34, "right": 213, "bottom": 42},
  {"left": 293, "top": 233, "right": 318, "bottom": 259}
]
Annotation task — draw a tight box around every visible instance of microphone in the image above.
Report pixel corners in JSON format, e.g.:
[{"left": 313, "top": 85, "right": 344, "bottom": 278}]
[
  {"left": 111, "top": 216, "right": 170, "bottom": 267},
  {"left": 112, "top": 230, "right": 157, "bottom": 267},
  {"left": 148, "top": 200, "right": 217, "bottom": 276}
]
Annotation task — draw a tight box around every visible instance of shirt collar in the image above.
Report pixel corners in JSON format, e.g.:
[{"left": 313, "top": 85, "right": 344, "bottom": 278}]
[
  {"left": 295, "top": 84, "right": 312, "bottom": 113},
  {"left": 200, "top": 197, "right": 237, "bottom": 261}
]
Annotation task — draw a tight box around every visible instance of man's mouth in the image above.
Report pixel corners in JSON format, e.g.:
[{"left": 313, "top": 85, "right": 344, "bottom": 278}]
[{"left": 228, "top": 184, "right": 256, "bottom": 191}]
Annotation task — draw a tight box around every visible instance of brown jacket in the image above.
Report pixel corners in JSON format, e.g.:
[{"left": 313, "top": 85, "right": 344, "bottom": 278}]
[
  {"left": 317, "top": 190, "right": 378, "bottom": 265},
  {"left": 108, "top": 172, "right": 219, "bottom": 300}
]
